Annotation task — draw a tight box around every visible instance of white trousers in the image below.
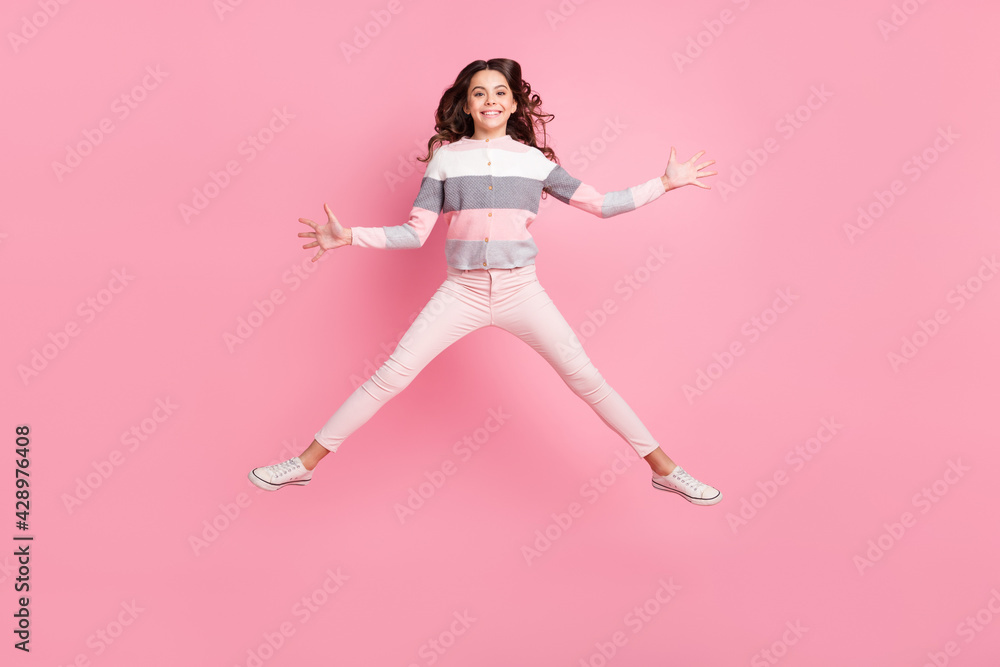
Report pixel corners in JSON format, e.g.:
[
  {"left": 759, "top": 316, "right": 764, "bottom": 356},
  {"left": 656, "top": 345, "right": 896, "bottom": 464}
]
[{"left": 315, "top": 264, "right": 660, "bottom": 458}]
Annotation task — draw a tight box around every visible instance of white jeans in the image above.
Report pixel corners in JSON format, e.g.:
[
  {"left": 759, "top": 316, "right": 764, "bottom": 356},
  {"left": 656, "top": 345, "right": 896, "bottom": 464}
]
[{"left": 314, "top": 264, "right": 660, "bottom": 457}]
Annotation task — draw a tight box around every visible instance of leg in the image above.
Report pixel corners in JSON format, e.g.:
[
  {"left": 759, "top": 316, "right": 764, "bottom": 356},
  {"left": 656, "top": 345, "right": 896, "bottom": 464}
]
[
  {"left": 491, "top": 267, "right": 668, "bottom": 470},
  {"left": 249, "top": 274, "right": 487, "bottom": 491},
  {"left": 643, "top": 447, "right": 677, "bottom": 476},
  {"left": 309, "top": 273, "right": 488, "bottom": 459},
  {"left": 298, "top": 438, "right": 333, "bottom": 470},
  {"left": 490, "top": 268, "right": 720, "bottom": 503}
]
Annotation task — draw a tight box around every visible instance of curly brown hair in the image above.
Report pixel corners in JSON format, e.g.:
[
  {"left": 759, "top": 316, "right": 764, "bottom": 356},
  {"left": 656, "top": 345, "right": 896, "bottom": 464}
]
[{"left": 417, "top": 58, "right": 558, "bottom": 168}]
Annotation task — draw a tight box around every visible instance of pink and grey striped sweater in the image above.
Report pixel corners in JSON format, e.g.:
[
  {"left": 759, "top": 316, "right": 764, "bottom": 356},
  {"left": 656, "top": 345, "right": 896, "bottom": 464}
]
[{"left": 350, "top": 133, "right": 667, "bottom": 269}]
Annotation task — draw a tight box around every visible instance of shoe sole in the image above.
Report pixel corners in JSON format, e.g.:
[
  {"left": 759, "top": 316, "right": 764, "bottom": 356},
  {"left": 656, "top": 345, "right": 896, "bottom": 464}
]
[
  {"left": 651, "top": 479, "right": 723, "bottom": 506},
  {"left": 248, "top": 470, "right": 311, "bottom": 492}
]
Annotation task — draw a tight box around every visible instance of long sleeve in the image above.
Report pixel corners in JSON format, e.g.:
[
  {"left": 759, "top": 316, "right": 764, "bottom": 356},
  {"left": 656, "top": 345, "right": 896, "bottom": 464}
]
[
  {"left": 350, "top": 150, "right": 445, "bottom": 249},
  {"left": 541, "top": 163, "right": 666, "bottom": 218}
]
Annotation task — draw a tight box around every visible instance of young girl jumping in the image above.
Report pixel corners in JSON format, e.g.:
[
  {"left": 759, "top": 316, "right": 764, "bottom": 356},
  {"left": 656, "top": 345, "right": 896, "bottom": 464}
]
[{"left": 248, "top": 58, "right": 722, "bottom": 505}]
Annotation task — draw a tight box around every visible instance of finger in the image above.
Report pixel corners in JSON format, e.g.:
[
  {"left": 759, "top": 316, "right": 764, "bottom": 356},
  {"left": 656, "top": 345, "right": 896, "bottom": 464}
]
[
  {"left": 324, "top": 202, "right": 337, "bottom": 223},
  {"left": 700, "top": 170, "right": 719, "bottom": 178},
  {"left": 696, "top": 159, "right": 716, "bottom": 169},
  {"left": 299, "top": 218, "right": 318, "bottom": 230},
  {"left": 297, "top": 231, "right": 316, "bottom": 238},
  {"left": 302, "top": 241, "right": 318, "bottom": 249},
  {"left": 686, "top": 151, "right": 706, "bottom": 166}
]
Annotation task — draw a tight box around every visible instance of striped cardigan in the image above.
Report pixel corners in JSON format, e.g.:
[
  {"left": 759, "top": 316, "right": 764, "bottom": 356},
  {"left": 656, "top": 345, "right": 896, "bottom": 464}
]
[{"left": 350, "top": 134, "right": 667, "bottom": 269}]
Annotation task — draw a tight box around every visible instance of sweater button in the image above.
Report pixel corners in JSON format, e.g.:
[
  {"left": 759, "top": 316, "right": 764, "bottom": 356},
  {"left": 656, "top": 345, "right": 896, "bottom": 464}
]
[
  {"left": 484, "top": 237, "right": 489, "bottom": 242},
  {"left": 487, "top": 161, "right": 491, "bottom": 166},
  {"left": 488, "top": 212, "right": 492, "bottom": 217},
  {"left": 482, "top": 262, "right": 487, "bottom": 266},
  {"left": 488, "top": 185, "right": 492, "bottom": 190}
]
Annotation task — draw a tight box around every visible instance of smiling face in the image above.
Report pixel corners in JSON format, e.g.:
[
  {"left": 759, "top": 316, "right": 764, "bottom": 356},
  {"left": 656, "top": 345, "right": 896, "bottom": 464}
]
[{"left": 463, "top": 68, "right": 518, "bottom": 140}]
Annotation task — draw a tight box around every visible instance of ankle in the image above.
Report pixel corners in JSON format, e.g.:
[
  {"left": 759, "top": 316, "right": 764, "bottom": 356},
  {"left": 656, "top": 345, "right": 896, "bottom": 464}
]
[{"left": 651, "top": 463, "right": 676, "bottom": 477}]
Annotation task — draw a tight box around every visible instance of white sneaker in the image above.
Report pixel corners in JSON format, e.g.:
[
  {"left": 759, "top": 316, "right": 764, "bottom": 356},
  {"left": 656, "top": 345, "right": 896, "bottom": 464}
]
[
  {"left": 249, "top": 457, "right": 312, "bottom": 491},
  {"left": 652, "top": 465, "right": 721, "bottom": 505}
]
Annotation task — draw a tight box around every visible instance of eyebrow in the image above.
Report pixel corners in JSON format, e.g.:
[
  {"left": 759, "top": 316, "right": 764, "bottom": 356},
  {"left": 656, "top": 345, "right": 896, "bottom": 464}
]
[{"left": 471, "top": 84, "right": 509, "bottom": 91}]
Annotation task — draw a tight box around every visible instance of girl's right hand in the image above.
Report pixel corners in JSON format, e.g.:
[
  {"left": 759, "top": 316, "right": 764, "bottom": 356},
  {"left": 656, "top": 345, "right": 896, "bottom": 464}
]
[{"left": 298, "top": 203, "right": 352, "bottom": 262}]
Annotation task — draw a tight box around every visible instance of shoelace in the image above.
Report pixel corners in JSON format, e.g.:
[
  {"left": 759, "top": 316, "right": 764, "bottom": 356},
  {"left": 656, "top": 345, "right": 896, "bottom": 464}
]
[
  {"left": 669, "top": 467, "right": 703, "bottom": 492},
  {"left": 270, "top": 459, "right": 301, "bottom": 480}
]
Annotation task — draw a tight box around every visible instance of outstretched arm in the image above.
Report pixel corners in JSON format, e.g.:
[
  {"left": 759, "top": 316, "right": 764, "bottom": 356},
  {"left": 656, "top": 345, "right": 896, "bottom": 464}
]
[
  {"left": 299, "top": 196, "right": 441, "bottom": 263},
  {"left": 542, "top": 147, "right": 716, "bottom": 219},
  {"left": 299, "top": 149, "right": 445, "bottom": 262}
]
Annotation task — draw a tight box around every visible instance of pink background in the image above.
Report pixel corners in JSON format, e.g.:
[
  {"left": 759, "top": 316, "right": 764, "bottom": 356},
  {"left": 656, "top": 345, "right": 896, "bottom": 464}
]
[{"left": 4, "top": 0, "right": 999, "bottom": 664}]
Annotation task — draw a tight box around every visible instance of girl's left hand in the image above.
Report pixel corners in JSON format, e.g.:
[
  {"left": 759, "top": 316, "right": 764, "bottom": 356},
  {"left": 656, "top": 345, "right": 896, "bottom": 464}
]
[{"left": 661, "top": 147, "right": 717, "bottom": 191}]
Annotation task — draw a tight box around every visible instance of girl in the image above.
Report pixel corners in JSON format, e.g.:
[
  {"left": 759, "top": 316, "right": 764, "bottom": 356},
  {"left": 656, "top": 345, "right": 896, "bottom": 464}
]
[{"left": 249, "top": 58, "right": 722, "bottom": 505}]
